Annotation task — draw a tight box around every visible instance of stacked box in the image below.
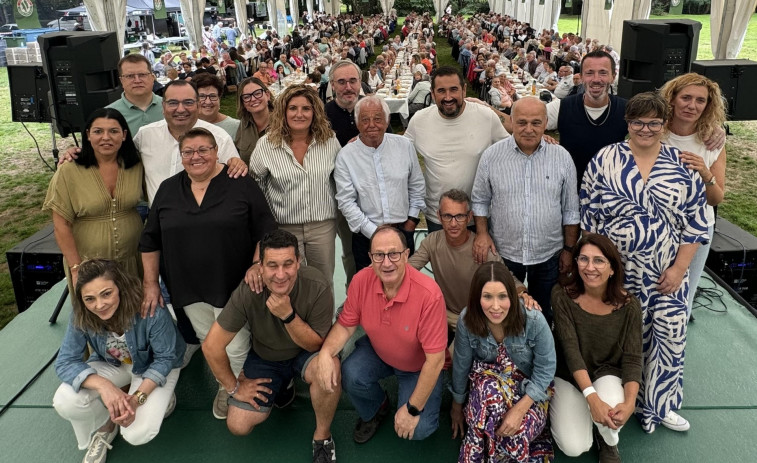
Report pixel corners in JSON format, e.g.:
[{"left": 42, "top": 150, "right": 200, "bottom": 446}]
[{"left": 5, "top": 48, "right": 29, "bottom": 65}]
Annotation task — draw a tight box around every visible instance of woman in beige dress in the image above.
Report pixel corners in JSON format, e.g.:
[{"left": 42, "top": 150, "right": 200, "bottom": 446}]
[{"left": 43, "top": 108, "right": 144, "bottom": 293}]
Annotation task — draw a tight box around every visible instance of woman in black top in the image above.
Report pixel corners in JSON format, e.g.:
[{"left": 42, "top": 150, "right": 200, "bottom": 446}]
[
  {"left": 550, "top": 234, "right": 642, "bottom": 463},
  {"left": 139, "top": 127, "right": 276, "bottom": 419}
]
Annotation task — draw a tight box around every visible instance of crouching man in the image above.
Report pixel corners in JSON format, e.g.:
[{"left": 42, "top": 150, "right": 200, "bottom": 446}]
[{"left": 203, "top": 229, "right": 341, "bottom": 463}]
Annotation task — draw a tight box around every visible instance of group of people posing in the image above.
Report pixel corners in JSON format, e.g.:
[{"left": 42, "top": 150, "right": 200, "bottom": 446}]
[{"left": 44, "top": 10, "right": 727, "bottom": 463}]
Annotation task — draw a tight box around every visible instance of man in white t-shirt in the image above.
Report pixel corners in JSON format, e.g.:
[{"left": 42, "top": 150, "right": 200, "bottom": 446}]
[
  {"left": 134, "top": 80, "right": 246, "bottom": 204},
  {"left": 404, "top": 66, "right": 509, "bottom": 233}
]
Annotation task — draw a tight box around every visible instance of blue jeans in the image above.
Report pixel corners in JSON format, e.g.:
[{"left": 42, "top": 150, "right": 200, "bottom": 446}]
[
  {"left": 687, "top": 224, "right": 714, "bottom": 313},
  {"left": 341, "top": 336, "right": 443, "bottom": 440},
  {"left": 503, "top": 251, "right": 560, "bottom": 326}
]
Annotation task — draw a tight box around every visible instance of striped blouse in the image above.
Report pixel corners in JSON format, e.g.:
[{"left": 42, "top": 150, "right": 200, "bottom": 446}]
[{"left": 250, "top": 134, "right": 342, "bottom": 225}]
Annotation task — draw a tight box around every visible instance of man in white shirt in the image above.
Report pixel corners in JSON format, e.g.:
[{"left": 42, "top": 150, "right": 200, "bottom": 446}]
[
  {"left": 545, "top": 65, "right": 575, "bottom": 99},
  {"left": 404, "top": 66, "right": 509, "bottom": 233},
  {"left": 134, "top": 80, "right": 246, "bottom": 204},
  {"left": 335, "top": 96, "right": 425, "bottom": 271}
]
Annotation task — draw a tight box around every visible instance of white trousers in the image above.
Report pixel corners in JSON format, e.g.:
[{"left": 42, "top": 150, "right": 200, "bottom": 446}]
[
  {"left": 550, "top": 375, "right": 626, "bottom": 457},
  {"left": 53, "top": 361, "right": 180, "bottom": 449},
  {"left": 184, "top": 302, "right": 250, "bottom": 377}
]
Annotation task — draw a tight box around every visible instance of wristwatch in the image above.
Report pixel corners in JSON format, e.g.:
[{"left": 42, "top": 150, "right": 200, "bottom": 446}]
[
  {"left": 563, "top": 244, "right": 575, "bottom": 253},
  {"left": 135, "top": 390, "right": 148, "bottom": 405},
  {"left": 705, "top": 175, "right": 717, "bottom": 186},
  {"left": 282, "top": 311, "right": 296, "bottom": 324},
  {"left": 406, "top": 402, "right": 422, "bottom": 416}
]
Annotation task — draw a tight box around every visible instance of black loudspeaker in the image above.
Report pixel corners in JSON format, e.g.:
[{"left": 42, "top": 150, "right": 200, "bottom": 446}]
[
  {"left": 7, "top": 64, "right": 51, "bottom": 123},
  {"left": 690, "top": 59, "right": 757, "bottom": 121},
  {"left": 618, "top": 19, "right": 701, "bottom": 99},
  {"left": 246, "top": 3, "right": 255, "bottom": 19},
  {"left": 6, "top": 224, "right": 65, "bottom": 313},
  {"left": 706, "top": 217, "right": 757, "bottom": 308},
  {"left": 38, "top": 31, "right": 122, "bottom": 137}
]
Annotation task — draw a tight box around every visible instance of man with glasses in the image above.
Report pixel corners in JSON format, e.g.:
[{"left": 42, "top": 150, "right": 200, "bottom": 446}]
[
  {"left": 473, "top": 97, "right": 580, "bottom": 325},
  {"left": 134, "top": 80, "right": 246, "bottom": 204},
  {"left": 253, "top": 61, "right": 273, "bottom": 86},
  {"left": 107, "top": 54, "right": 163, "bottom": 135},
  {"left": 334, "top": 96, "right": 425, "bottom": 272},
  {"left": 408, "top": 189, "right": 533, "bottom": 334},
  {"left": 315, "top": 225, "right": 447, "bottom": 444}
]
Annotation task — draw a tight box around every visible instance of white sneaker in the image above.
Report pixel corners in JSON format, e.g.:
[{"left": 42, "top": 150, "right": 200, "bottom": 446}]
[
  {"left": 83, "top": 424, "right": 119, "bottom": 463},
  {"left": 661, "top": 410, "right": 690, "bottom": 431}
]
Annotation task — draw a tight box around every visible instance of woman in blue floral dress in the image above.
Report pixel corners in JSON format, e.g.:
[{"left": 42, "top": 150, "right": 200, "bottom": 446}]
[{"left": 580, "top": 92, "right": 708, "bottom": 433}]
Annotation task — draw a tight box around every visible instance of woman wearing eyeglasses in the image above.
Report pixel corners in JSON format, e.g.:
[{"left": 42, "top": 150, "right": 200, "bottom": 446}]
[
  {"left": 580, "top": 92, "right": 708, "bottom": 434},
  {"left": 193, "top": 73, "right": 240, "bottom": 139},
  {"left": 451, "top": 261, "right": 555, "bottom": 463},
  {"left": 234, "top": 76, "right": 274, "bottom": 165},
  {"left": 550, "top": 234, "right": 641, "bottom": 462},
  {"left": 250, "top": 85, "right": 341, "bottom": 290},
  {"left": 140, "top": 127, "right": 276, "bottom": 419}
]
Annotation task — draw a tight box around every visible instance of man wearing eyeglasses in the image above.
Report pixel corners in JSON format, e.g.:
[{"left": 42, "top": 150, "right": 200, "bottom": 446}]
[
  {"left": 334, "top": 96, "right": 425, "bottom": 272},
  {"left": 472, "top": 97, "right": 580, "bottom": 326},
  {"left": 315, "top": 225, "right": 447, "bottom": 443},
  {"left": 134, "top": 80, "right": 247, "bottom": 204},
  {"left": 107, "top": 54, "right": 163, "bottom": 135},
  {"left": 408, "top": 189, "right": 534, "bottom": 334}
]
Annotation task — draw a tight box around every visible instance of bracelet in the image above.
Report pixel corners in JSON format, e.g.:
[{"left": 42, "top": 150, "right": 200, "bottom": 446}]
[
  {"left": 227, "top": 380, "right": 240, "bottom": 397},
  {"left": 251, "top": 260, "right": 261, "bottom": 266},
  {"left": 582, "top": 386, "right": 597, "bottom": 398},
  {"left": 563, "top": 244, "right": 574, "bottom": 253},
  {"left": 70, "top": 264, "right": 81, "bottom": 271}
]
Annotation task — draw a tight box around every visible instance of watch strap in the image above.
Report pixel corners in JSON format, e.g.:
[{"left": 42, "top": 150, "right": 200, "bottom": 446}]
[
  {"left": 282, "top": 311, "right": 296, "bottom": 324},
  {"left": 406, "top": 402, "right": 422, "bottom": 416}
]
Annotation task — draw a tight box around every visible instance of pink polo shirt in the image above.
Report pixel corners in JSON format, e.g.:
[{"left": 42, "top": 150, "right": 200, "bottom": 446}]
[{"left": 338, "top": 265, "right": 448, "bottom": 372}]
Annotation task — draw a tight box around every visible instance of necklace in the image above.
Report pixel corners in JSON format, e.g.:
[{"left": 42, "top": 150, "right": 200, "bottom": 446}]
[{"left": 583, "top": 94, "right": 611, "bottom": 127}]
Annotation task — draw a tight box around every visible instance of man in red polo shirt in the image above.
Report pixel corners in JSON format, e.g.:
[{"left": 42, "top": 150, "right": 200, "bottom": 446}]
[{"left": 315, "top": 225, "right": 447, "bottom": 443}]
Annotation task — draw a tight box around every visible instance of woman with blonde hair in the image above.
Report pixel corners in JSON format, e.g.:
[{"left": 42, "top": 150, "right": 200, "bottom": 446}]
[
  {"left": 659, "top": 73, "right": 727, "bottom": 312},
  {"left": 250, "top": 85, "right": 341, "bottom": 288}
]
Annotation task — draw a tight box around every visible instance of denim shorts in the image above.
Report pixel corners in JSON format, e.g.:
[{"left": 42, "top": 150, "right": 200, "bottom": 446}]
[{"left": 228, "top": 348, "right": 317, "bottom": 413}]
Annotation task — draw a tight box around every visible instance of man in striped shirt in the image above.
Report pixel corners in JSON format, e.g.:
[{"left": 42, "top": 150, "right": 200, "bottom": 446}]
[{"left": 471, "top": 97, "right": 580, "bottom": 324}]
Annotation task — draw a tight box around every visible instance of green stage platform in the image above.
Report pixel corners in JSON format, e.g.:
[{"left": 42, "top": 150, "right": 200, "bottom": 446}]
[{"left": 1, "top": 271, "right": 755, "bottom": 462}]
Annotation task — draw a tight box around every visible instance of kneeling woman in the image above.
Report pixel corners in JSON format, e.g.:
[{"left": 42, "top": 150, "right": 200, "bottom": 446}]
[
  {"left": 53, "top": 260, "right": 185, "bottom": 462},
  {"left": 451, "top": 261, "right": 556, "bottom": 462},
  {"left": 550, "top": 234, "right": 642, "bottom": 462}
]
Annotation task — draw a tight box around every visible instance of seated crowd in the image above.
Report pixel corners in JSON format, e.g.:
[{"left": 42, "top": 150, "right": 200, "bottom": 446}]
[{"left": 47, "top": 8, "right": 728, "bottom": 463}]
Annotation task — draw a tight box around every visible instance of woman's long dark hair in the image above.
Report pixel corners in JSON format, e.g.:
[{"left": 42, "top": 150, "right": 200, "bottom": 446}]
[
  {"left": 73, "top": 259, "right": 142, "bottom": 334},
  {"left": 464, "top": 261, "right": 524, "bottom": 338},
  {"left": 560, "top": 233, "right": 628, "bottom": 306},
  {"left": 77, "top": 108, "right": 140, "bottom": 169}
]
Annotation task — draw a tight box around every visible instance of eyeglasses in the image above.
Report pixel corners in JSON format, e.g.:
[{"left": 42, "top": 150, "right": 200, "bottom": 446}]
[
  {"left": 576, "top": 255, "right": 610, "bottom": 270},
  {"left": 121, "top": 73, "right": 153, "bottom": 81},
  {"left": 334, "top": 78, "right": 359, "bottom": 87},
  {"left": 241, "top": 89, "right": 266, "bottom": 102},
  {"left": 198, "top": 93, "right": 220, "bottom": 102},
  {"left": 180, "top": 146, "right": 216, "bottom": 158},
  {"left": 369, "top": 250, "right": 406, "bottom": 263},
  {"left": 440, "top": 213, "right": 469, "bottom": 223},
  {"left": 627, "top": 119, "right": 664, "bottom": 132},
  {"left": 165, "top": 99, "right": 198, "bottom": 109}
]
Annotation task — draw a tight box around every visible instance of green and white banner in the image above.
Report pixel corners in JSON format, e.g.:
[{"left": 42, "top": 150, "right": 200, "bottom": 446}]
[
  {"left": 669, "top": 0, "right": 684, "bottom": 15},
  {"left": 153, "top": 0, "right": 167, "bottom": 20},
  {"left": 14, "top": 0, "right": 42, "bottom": 29},
  {"left": 217, "top": 0, "right": 227, "bottom": 14}
]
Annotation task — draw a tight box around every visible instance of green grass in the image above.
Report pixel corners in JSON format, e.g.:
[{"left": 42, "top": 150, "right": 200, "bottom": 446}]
[
  {"left": 556, "top": 14, "right": 757, "bottom": 61},
  {"left": 1, "top": 14, "right": 757, "bottom": 330}
]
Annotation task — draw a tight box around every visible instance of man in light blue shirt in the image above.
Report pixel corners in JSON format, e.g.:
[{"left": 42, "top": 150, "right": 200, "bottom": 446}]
[
  {"left": 471, "top": 97, "right": 580, "bottom": 324},
  {"left": 334, "top": 96, "right": 425, "bottom": 272}
]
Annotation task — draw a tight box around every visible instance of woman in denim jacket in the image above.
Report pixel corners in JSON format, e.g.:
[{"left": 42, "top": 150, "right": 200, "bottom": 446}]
[
  {"left": 451, "top": 261, "right": 556, "bottom": 462},
  {"left": 53, "top": 259, "right": 185, "bottom": 463}
]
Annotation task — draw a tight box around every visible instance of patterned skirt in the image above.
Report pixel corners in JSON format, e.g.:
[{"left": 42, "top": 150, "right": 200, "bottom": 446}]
[{"left": 460, "top": 343, "right": 554, "bottom": 463}]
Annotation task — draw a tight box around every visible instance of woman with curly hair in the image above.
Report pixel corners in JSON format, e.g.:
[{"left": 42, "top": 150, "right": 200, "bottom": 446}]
[
  {"left": 659, "top": 73, "right": 727, "bottom": 312},
  {"left": 53, "top": 259, "right": 185, "bottom": 463},
  {"left": 249, "top": 84, "right": 341, "bottom": 287}
]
